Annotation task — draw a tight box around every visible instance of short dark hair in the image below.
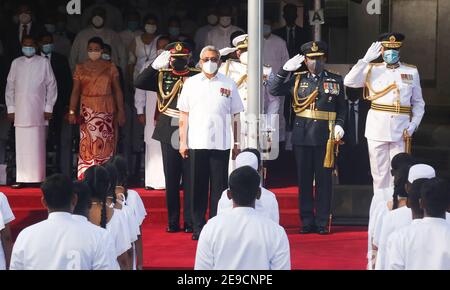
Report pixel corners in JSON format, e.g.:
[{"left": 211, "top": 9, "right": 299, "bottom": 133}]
[
  {"left": 73, "top": 180, "right": 92, "bottom": 216},
  {"left": 143, "top": 13, "right": 158, "bottom": 24},
  {"left": 87, "top": 37, "right": 104, "bottom": 49},
  {"left": 229, "top": 166, "right": 261, "bottom": 207},
  {"left": 407, "top": 178, "right": 427, "bottom": 217},
  {"left": 41, "top": 174, "right": 74, "bottom": 210},
  {"left": 103, "top": 43, "right": 112, "bottom": 54},
  {"left": 38, "top": 32, "right": 53, "bottom": 42},
  {"left": 421, "top": 178, "right": 450, "bottom": 217},
  {"left": 21, "top": 35, "right": 35, "bottom": 44},
  {"left": 391, "top": 153, "right": 415, "bottom": 172}
]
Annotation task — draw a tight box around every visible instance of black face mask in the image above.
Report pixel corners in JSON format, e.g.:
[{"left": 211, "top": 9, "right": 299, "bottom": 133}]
[
  {"left": 306, "top": 59, "right": 325, "bottom": 75},
  {"left": 172, "top": 58, "right": 188, "bottom": 71}
]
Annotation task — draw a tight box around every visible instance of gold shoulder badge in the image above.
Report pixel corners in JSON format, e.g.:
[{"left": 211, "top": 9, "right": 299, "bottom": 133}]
[
  {"left": 403, "top": 63, "right": 417, "bottom": 69},
  {"left": 311, "top": 42, "right": 319, "bottom": 52}
]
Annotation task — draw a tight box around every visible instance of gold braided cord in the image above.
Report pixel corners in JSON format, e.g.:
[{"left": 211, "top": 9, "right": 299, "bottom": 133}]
[
  {"left": 236, "top": 74, "right": 248, "bottom": 88},
  {"left": 292, "top": 73, "right": 319, "bottom": 113},
  {"left": 364, "top": 64, "right": 399, "bottom": 102},
  {"left": 157, "top": 71, "right": 184, "bottom": 113}
]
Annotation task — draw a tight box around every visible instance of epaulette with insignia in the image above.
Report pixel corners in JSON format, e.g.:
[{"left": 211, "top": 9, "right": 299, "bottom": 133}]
[
  {"left": 189, "top": 67, "right": 202, "bottom": 73},
  {"left": 294, "top": 71, "right": 309, "bottom": 76},
  {"left": 160, "top": 68, "right": 173, "bottom": 72}
]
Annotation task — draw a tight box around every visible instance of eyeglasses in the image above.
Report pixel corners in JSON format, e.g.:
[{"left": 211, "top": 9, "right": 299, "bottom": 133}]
[{"left": 201, "top": 57, "right": 219, "bottom": 63}]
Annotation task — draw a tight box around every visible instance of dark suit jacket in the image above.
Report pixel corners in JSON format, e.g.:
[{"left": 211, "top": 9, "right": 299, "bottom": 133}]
[
  {"left": 273, "top": 25, "right": 312, "bottom": 58},
  {"left": 5, "top": 22, "right": 46, "bottom": 64},
  {"left": 342, "top": 99, "right": 370, "bottom": 146},
  {"left": 48, "top": 52, "right": 73, "bottom": 122}
]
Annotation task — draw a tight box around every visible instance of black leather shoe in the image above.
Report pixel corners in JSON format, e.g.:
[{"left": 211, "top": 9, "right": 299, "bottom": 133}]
[
  {"left": 184, "top": 224, "right": 193, "bottom": 233},
  {"left": 145, "top": 186, "right": 154, "bottom": 191},
  {"left": 300, "top": 225, "right": 316, "bottom": 234},
  {"left": 317, "top": 227, "right": 330, "bottom": 235},
  {"left": 166, "top": 225, "right": 180, "bottom": 233},
  {"left": 11, "top": 183, "right": 24, "bottom": 189},
  {"left": 192, "top": 232, "right": 200, "bottom": 240}
]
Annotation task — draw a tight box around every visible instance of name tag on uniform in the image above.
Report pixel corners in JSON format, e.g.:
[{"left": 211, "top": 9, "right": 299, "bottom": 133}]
[
  {"left": 323, "top": 82, "right": 340, "bottom": 95},
  {"left": 401, "top": 74, "right": 414, "bottom": 84},
  {"left": 220, "top": 88, "right": 231, "bottom": 98}
]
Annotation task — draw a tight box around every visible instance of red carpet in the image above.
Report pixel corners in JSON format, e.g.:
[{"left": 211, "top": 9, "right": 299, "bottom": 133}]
[{"left": 2, "top": 186, "right": 368, "bottom": 270}]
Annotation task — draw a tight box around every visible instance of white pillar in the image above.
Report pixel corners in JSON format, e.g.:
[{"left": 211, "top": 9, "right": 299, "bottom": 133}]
[
  {"left": 314, "top": 0, "right": 322, "bottom": 41},
  {"left": 247, "top": 0, "right": 263, "bottom": 149}
]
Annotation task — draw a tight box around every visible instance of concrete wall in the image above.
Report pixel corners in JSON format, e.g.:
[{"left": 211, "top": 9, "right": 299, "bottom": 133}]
[{"left": 437, "top": 0, "right": 450, "bottom": 101}]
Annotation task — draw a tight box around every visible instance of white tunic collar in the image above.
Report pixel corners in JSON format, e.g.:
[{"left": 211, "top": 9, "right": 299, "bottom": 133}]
[
  {"left": 422, "top": 217, "right": 448, "bottom": 225},
  {"left": 48, "top": 212, "right": 73, "bottom": 220},
  {"left": 231, "top": 207, "right": 257, "bottom": 215}
]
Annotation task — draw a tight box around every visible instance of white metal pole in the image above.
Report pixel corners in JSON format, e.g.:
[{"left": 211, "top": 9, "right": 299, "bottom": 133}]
[
  {"left": 314, "top": 0, "right": 322, "bottom": 41},
  {"left": 247, "top": 0, "right": 263, "bottom": 149}
]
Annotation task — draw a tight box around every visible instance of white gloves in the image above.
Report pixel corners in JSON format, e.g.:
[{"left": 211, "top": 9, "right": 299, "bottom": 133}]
[
  {"left": 335, "top": 125, "right": 345, "bottom": 141},
  {"left": 406, "top": 122, "right": 417, "bottom": 137},
  {"left": 152, "top": 50, "right": 171, "bottom": 70},
  {"left": 283, "top": 54, "right": 305, "bottom": 72},
  {"left": 219, "top": 47, "right": 238, "bottom": 57},
  {"left": 362, "top": 42, "right": 383, "bottom": 63}
]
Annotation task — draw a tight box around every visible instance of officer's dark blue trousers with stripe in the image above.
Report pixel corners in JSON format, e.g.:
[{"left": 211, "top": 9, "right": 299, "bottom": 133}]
[
  {"left": 294, "top": 145, "right": 332, "bottom": 227},
  {"left": 161, "top": 142, "right": 192, "bottom": 228},
  {"left": 189, "top": 149, "right": 230, "bottom": 234}
]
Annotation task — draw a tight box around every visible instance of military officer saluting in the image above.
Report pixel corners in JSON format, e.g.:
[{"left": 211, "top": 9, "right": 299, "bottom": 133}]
[
  {"left": 344, "top": 33, "right": 425, "bottom": 221},
  {"left": 134, "top": 42, "right": 201, "bottom": 233},
  {"left": 219, "top": 34, "right": 278, "bottom": 151},
  {"left": 270, "top": 41, "right": 347, "bottom": 235}
]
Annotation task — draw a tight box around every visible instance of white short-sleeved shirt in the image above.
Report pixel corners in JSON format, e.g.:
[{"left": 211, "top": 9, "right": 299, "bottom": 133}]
[
  {"left": 72, "top": 215, "right": 120, "bottom": 270},
  {"left": 177, "top": 72, "right": 244, "bottom": 150},
  {"left": 217, "top": 187, "right": 280, "bottom": 224},
  {"left": 0, "top": 193, "right": 14, "bottom": 270},
  {"left": 127, "top": 190, "right": 147, "bottom": 227},
  {"left": 386, "top": 217, "right": 450, "bottom": 270},
  {"left": 107, "top": 209, "right": 133, "bottom": 258},
  {"left": 195, "top": 207, "right": 290, "bottom": 270},
  {"left": 10, "top": 212, "right": 116, "bottom": 270}
]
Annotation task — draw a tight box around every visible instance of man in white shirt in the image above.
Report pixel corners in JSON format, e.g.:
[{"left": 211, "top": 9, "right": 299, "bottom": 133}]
[
  {"left": 0, "top": 192, "right": 14, "bottom": 270},
  {"left": 5, "top": 35, "right": 57, "bottom": 189},
  {"left": 375, "top": 164, "right": 436, "bottom": 270},
  {"left": 81, "top": 0, "right": 124, "bottom": 32},
  {"left": 70, "top": 7, "right": 127, "bottom": 71},
  {"left": 194, "top": 6, "right": 218, "bottom": 58},
  {"left": 178, "top": 45, "right": 244, "bottom": 240},
  {"left": 195, "top": 166, "right": 290, "bottom": 270},
  {"left": 10, "top": 174, "right": 116, "bottom": 270},
  {"left": 205, "top": 4, "right": 243, "bottom": 50},
  {"left": 386, "top": 178, "right": 450, "bottom": 270},
  {"left": 217, "top": 149, "right": 280, "bottom": 224}
]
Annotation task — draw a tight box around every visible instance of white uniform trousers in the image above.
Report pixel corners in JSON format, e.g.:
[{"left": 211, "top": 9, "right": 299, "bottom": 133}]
[
  {"left": 145, "top": 142, "right": 165, "bottom": 189},
  {"left": 15, "top": 126, "right": 46, "bottom": 183}
]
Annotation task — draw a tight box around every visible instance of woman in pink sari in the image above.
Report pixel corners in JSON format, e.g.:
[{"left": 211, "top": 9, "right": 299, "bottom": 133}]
[{"left": 68, "top": 37, "right": 126, "bottom": 179}]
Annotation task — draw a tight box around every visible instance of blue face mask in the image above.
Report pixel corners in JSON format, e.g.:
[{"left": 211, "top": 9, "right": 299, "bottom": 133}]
[
  {"left": 128, "top": 21, "right": 139, "bottom": 32},
  {"left": 169, "top": 27, "right": 180, "bottom": 37},
  {"left": 42, "top": 43, "right": 54, "bottom": 55},
  {"left": 102, "top": 53, "right": 111, "bottom": 61},
  {"left": 383, "top": 49, "right": 400, "bottom": 65},
  {"left": 22, "top": 46, "right": 36, "bottom": 57}
]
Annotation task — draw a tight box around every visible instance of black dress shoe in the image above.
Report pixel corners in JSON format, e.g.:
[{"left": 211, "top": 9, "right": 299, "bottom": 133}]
[
  {"left": 317, "top": 227, "right": 330, "bottom": 235},
  {"left": 11, "top": 183, "right": 24, "bottom": 189},
  {"left": 300, "top": 225, "right": 316, "bottom": 234},
  {"left": 184, "top": 224, "right": 193, "bottom": 233},
  {"left": 145, "top": 186, "right": 154, "bottom": 191},
  {"left": 166, "top": 225, "right": 180, "bottom": 233},
  {"left": 192, "top": 232, "right": 200, "bottom": 241}
]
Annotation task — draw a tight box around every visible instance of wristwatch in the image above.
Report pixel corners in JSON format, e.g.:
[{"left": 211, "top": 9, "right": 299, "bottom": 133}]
[{"left": 69, "top": 110, "right": 76, "bottom": 115}]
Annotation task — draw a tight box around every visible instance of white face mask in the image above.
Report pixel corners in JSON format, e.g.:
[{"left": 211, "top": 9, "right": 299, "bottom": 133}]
[
  {"left": 219, "top": 16, "right": 232, "bottom": 28},
  {"left": 92, "top": 16, "right": 104, "bottom": 28},
  {"left": 207, "top": 14, "right": 218, "bottom": 25},
  {"left": 88, "top": 51, "right": 102, "bottom": 61},
  {"left": 239, "top": 51, "right": 248, "bottom": 65},
  {"left": 19, "top": 13, "right": 32, "bottom": 24},
  {"left": 145, "top": 24, "right": 157, "bottom": 34},
  {"left": 202, "top": 60, "right": 218, "bottom": 74}
]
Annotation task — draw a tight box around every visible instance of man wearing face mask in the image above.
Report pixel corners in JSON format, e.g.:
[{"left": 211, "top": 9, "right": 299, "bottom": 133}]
[
  {"left": 205, "top": 4, "right": 243, "bottom": 52},
  {"left": 38, "top": 33, "right": 73, "bottom": 177},
  {"left": 5, "top": 35, "right": 57, "bottom": 189},
  {"left": 219, "top": 34, "right": 278, "bottom": 168},
  {"left": 194, "top": 6, "right": 219, "bottom": 58},
  {"left": 134, "top": 42, "right": 200, "bottom": 234},
  {"left": 43, "top": 13, "right": 72, "bottom": 58},
  {"left": 270, "top": 41, "right": 347, "bottom": 235},
  {"left": 344, "top": 33, "right": 425, "bottom": 226},
  {"left": 119, "top": 11, "right": 143, "bottom": 51},
  {"left": 70, "top": 8, "right": 127, "bottom": 72},
  {"left": 5, "top": 4, "right": 45, "bottom": 62},
  {"left": 81, "top": 0, "right": 123, "bottom": 32}
]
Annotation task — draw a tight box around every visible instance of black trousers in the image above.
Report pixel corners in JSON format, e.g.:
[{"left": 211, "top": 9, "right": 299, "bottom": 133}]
[
  {"left": 189, "top": 149, "right": 230, "bottom": 233},
  {"left": 294, "top": 145, "right": 332, "bottom": 227},
  {"left": 161, "top": 142, "right": 192, "bottom": 227}
]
